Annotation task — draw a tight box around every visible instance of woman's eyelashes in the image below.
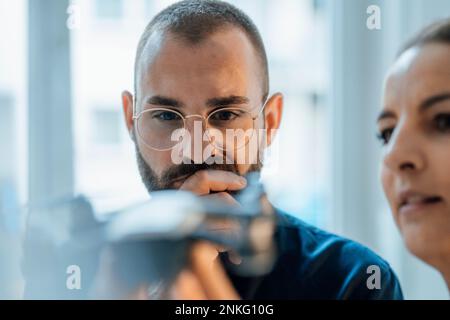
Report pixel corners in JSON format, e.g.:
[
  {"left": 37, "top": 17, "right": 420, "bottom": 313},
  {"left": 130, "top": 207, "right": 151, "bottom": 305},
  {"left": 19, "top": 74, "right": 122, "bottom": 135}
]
[
  {"left": 376, "top": 113, "right": 450, "bottom": 145},
  {"left": 377, "top": 127, "right": 394, "bottom": 145}
]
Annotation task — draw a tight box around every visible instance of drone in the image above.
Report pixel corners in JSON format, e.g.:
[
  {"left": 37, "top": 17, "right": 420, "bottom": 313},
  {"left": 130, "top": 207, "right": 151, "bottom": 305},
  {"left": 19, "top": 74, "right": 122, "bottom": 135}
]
[{"left": 22, "top": 172, "right": 277, "bottom": 299}]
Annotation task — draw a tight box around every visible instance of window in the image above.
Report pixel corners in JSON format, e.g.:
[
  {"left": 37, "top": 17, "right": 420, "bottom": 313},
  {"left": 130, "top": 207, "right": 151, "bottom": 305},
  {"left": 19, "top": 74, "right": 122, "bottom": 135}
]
[
  {"left": 94, "top": 0, "right": 123, "bottom": 20},
  {"left": 0, "top": 0, "right": 27, "bottom": 299},
  {"left": 91, "top": 108, "right": 122, "bottom": 145}
]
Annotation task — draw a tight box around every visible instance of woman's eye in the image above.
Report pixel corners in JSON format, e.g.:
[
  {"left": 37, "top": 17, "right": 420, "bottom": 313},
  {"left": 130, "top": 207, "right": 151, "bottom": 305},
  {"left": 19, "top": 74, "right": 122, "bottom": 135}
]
[
  {"left": 377, "top": 128, "right": 394, "bottom": 145},
  {"left": 433, "top": 113, "right": 450, "bottom": 132},
  {"left": 153, "top": 111, "right": 180, "bottom": 121}
]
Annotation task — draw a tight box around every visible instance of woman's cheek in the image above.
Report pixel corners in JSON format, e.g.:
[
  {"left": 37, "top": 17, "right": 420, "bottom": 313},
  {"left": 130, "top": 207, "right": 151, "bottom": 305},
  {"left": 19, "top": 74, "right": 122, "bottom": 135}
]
[
  {"left": 434, "top": 147, "right": 450, "bottom": 209},
  {"left": 381, "top": 168, "right": 398, "bottom": 217}
]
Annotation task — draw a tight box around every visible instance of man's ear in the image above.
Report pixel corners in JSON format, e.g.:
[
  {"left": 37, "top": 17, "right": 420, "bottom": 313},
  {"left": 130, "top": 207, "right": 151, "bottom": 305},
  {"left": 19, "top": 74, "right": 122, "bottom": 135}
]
[
  {"left": 122, "top": 90, "right": 135, "bottom": 138},
  {"left": 263, "top": 92, "right": 283, "bottom": 147}
]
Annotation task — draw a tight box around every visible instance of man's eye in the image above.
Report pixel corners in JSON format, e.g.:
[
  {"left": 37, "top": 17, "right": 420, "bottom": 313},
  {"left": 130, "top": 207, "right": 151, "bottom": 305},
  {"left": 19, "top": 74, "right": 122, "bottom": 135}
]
[
  {"left": 434, "top": 113, "right": 450, "bottom": 132},
  {"left": 210, "top": 110, "right": 240, "bottom": 121},
  {"left": 153, "top": 111, "right": 181, "bottom": 121},
  {"left": 377, "top": 128, "right": 394, "bottom": 145}
]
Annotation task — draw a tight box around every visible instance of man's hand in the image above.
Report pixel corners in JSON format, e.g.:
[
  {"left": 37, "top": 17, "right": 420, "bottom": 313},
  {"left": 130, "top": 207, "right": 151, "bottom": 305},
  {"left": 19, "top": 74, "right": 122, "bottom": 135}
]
[
  {"left": 178, "top": 169, "right": 246, "bottom": 246},
  {"left": 174, "top": 170, "right": 246, "bottom": 299},
  {"left": 93, "top": 170, "right": 246, "bottom": 300},
  {"left": 178, "top": 170, "right": 247, "bottom": 206},
  {"left": 169, "top": 241, "right": 240, "bottom": 300},
  {"left": 122, "top": 241, "right": 241, "bottom": 300}
]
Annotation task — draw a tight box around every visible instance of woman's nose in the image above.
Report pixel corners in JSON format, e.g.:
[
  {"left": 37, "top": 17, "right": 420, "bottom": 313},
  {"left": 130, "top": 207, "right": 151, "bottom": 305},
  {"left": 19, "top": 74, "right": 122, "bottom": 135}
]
[{"left": 383, "top": 122, "right": 426, "bottom": 174}]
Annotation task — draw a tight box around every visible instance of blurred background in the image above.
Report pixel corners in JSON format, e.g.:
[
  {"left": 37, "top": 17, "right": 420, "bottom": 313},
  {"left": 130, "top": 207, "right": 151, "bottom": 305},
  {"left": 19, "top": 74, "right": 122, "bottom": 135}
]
[{"left": 0, "top": 0, "right": 449, "bottom": 299}]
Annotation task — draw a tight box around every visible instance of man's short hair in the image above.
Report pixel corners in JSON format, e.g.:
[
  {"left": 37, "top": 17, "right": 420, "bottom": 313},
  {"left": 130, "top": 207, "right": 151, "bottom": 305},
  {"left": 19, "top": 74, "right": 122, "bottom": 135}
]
[{"left": 134, "top": 0, "right": 269, "bottom": 103}]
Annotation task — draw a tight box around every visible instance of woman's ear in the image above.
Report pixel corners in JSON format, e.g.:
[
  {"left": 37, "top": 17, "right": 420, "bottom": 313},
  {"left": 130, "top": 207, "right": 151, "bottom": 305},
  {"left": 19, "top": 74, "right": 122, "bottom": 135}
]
[
  {"left": 122, "top": 90, "right": 135, "bottom": 138},
  {"left": 263, "top": 92, "right": 283, "bottom": 147}
]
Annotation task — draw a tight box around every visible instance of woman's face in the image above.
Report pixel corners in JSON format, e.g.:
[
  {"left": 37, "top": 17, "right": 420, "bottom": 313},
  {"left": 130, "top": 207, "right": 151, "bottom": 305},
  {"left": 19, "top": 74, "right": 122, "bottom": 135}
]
[{"left": 379, "top": 43, "right": 450, "bottom": 267}]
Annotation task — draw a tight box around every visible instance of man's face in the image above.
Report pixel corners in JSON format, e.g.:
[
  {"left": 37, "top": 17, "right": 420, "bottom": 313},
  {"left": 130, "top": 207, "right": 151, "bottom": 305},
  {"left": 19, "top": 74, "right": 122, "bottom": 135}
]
[{"left": 123, "top": 27, "right": 282, "bottom": 192}]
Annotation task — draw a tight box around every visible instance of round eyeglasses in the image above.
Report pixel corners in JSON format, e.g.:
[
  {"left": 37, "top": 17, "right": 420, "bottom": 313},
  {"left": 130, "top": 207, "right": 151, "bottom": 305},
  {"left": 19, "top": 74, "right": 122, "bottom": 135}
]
[{"left": 133, "top": 100, "right": 267, "bottom": 151}]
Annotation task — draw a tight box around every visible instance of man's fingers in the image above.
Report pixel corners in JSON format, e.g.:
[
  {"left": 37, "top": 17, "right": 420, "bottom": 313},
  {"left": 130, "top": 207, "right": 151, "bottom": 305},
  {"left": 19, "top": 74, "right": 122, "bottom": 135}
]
[
  {"left": 189, "top": 241, "right": 240, "bottom": 300},
  {"left": 174, "top": 170, "right": 244, "bottom": 299},
  {"left": 126, "top": 284, "right": 152, "bottom": 300},
  {"left": 170, "top": 269, "right": 208, "bottom": 300},
  {"left": 202, "top": 191, "right": 241, "bottom": 206},
  {"left": 179, "top": 170, "right": 247, "bottom": 195},
  {"left": 170, "top": 242, "right": 239, "bottom": 300}
]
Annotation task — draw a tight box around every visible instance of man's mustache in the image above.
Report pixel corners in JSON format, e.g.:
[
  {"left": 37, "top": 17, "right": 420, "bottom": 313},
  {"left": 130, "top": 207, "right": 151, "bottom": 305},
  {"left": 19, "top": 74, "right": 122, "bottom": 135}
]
[
  {"left": 134, "top": 137, "right": 261, "bottom": 193},
  {"left": 161, "top": 161, "right": 240, "bottom": 187}
]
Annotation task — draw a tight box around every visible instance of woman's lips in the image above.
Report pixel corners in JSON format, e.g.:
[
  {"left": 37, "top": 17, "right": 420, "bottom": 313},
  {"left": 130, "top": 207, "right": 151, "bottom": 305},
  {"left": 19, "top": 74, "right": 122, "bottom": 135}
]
[{"left": 398, "top": 191, "right": 444, "bottom": 216}]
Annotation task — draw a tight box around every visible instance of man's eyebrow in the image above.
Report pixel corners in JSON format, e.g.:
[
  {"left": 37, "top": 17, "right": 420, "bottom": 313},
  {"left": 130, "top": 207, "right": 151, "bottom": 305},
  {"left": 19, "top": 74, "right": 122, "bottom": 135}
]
[
  {"left": 206, "top": 95, "right": 250, "bottom": 108},
  {"left": 419, "top": 93, "right": 450, "bottom": 111},
  {"left": 145, "top": 95, "right": 184, "bottom": 108},
  {"left": 377, "top": 110, "right": 396, "bottom": 122}
]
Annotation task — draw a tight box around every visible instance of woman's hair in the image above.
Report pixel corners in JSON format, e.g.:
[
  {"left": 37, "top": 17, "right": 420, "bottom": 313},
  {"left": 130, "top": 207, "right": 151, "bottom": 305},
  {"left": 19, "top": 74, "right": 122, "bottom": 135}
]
[{"left": 398, "top": 17, "right": 450, "bottom": 57}]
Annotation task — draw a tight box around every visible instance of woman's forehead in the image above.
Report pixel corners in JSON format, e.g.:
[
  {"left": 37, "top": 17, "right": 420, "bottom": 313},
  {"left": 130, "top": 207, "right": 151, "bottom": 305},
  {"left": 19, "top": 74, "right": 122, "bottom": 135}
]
[
  {"left": 384, "top": 44, "right": 450, "bottom": 107},
  {"left": 389, "top": 44, "right": 450, "bottom": 80}
]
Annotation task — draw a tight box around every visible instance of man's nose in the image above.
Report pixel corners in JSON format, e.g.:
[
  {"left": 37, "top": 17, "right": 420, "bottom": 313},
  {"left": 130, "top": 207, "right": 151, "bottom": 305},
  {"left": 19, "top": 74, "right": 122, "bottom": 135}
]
[
  {"left": 184, "top": 116, "right": 205, "bottom": 135},
  {"left": 383, "top": 121, "right": 426, "bottom": 174},
  {"left": 183, "top": 118, "right": 220, "bottom": 163}
]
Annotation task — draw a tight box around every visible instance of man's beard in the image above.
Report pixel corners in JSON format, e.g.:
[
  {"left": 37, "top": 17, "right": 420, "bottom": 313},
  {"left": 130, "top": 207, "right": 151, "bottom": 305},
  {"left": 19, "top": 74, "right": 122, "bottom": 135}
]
[{"left": 134, "top": 145, "right": 262, "bottom": 193}]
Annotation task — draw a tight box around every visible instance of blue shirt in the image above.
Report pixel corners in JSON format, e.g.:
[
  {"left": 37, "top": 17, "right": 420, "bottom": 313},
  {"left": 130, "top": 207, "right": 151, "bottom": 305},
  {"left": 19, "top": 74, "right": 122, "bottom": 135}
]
[{"left": 221, "top": 209, "right": 404, "bottom": 299}]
